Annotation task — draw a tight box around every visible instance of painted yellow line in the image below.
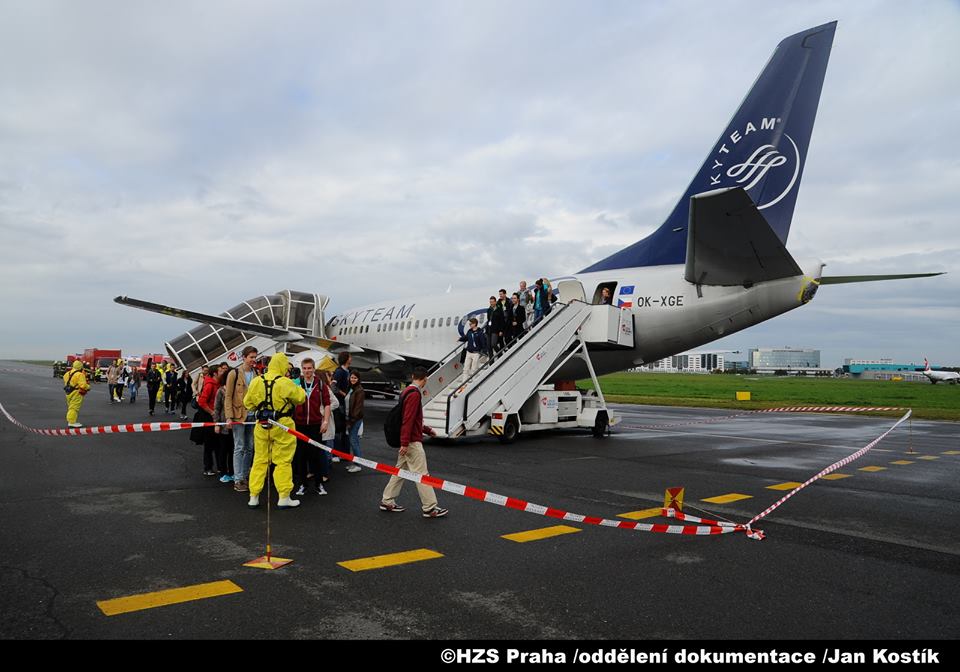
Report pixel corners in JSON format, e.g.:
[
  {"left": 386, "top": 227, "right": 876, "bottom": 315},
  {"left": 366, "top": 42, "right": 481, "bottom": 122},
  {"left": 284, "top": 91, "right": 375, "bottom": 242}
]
[
  {"left": 859, "top": 466, "right": 887, "bottom": 472},
  {"left": 890, "top": 460, "right": 915, "bottom": 465},
  {"left": 337, "top": 548, "right": 443, "bottom": 572},
  {"left": 701, "top": 493, "right": 752, "bottom": 504},
  {"left": 502, "top": 525, "right": 582, "bottom": 543},
  {"left": 822, "top": 473, "right": 852, "bottom": 480},
  {"left": 917, "top": 455, "right": 940, "bottom": 461},
  {"left": 617, "top": 507, "right": 664, "bottom": 520},
  {"left": 766, "top": 482, "right": 803, "bottom": 491},
  {"left": 97, "top": 580, "right": 243, "bottom": 616},
  {"left": 943, "top": 450, "right": 960, "bottom": 455}
]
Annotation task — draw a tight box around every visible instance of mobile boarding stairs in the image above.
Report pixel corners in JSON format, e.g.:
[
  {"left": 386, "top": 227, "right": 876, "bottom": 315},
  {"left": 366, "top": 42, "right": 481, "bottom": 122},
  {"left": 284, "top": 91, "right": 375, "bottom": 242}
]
[{"left": 421, "top": 280, "right": 634, "bottom": 443}]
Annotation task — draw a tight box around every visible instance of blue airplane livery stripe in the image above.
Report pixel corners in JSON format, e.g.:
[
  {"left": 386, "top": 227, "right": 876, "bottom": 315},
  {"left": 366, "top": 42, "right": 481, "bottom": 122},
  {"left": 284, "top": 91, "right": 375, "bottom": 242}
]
[{"left": 580, "top": 22, "right": 836, "bottom": 273}]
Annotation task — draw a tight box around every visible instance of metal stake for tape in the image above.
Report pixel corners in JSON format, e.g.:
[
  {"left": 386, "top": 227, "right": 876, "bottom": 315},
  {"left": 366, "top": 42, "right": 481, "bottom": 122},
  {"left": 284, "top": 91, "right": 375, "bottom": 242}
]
[
  {"left": 907, "top": 415, "right": 915, "bottom": 454},
  {"left": 245, "top": 443, "right": 293, "bottom": 570}
]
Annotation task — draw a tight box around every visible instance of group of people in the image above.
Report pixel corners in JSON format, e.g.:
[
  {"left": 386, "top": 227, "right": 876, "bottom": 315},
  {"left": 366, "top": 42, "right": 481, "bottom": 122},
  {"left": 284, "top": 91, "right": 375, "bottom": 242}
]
[
  {"left": 459, "top": 278, "right": 554, "bottom": 377},
  {"left": 61, "top": 346, "right": 449, "bottom": 517},
  {"left": 99, "top": 359, "right": 197, "bottom": 418},
  {"left": 186, "top": 347, "right": 369, "bottom": 511}
]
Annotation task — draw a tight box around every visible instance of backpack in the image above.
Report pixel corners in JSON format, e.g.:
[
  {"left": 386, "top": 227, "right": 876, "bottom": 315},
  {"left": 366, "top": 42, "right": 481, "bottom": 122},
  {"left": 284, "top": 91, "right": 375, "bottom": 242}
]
[{"left": 384, "top": 387, "right": 418, "bottom": 448}]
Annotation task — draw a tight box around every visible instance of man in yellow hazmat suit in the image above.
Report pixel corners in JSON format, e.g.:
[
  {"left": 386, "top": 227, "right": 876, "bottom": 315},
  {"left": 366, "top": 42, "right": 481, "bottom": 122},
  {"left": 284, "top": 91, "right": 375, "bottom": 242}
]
[
  {"left": 243, "top": 352, "right": 307, "bottom": 509},
  {"left": 63, "top": 360, "right": 91, "bottom": 427}
]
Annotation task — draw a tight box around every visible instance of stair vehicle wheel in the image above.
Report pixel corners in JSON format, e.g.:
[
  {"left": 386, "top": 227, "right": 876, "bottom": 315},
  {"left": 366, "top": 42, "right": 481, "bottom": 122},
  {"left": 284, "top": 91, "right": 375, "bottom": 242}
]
[
  {"left": 500, "top": 416, "right": 519, "bottom": 444},
  {"left": 592, "top": 411, "right": 608, "bottom": 439}
]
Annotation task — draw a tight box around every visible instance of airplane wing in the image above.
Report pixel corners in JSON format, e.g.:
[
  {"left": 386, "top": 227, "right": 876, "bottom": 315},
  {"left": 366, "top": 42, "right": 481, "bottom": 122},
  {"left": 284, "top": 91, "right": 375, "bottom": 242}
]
[
  {"left": 115, "top": 295, "right": 428, "bottom": 368},
  {"left": 114, "top": 296, "right": 306, "bottom": 342},
  {"left": 819, "top": 273, "right": 945, "bottom": 284}
]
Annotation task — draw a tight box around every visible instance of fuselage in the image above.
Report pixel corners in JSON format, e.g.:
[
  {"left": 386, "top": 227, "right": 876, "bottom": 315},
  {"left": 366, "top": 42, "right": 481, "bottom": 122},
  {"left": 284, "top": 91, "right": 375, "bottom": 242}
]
[
  {"left": 923, "top": 369, "right": 960, "bottom": 384},
  {"left": 324, "top": 259, "right": 826, "bottom": 378}
]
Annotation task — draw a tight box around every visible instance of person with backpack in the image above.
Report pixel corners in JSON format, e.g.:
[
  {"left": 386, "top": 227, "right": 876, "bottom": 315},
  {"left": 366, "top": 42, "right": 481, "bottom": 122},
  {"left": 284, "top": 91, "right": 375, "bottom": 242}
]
[
  {"left": 63, "top": 360, "right": 91, "bottom": 428},
  {"left": 243, "top": 352, "right": 307, "bottom": 509},
  {"left": 190, "top": 367, "right": 220, "bottom": 476},
  {"left": 380, "top": 367, "right": 447, "bottom": 518}
]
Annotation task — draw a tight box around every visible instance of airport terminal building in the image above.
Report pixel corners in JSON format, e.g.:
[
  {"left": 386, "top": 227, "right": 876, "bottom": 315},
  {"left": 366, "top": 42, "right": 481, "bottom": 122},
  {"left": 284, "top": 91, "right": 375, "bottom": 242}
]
[
  {"left": 843, "top": 359, "right": 928, "bottom": 382},
  {"left": 747, "top": 347, "right": 827, "bottom": 375},
  {"left": 639, "top": 352, "right": 725, "bottom": 373}
]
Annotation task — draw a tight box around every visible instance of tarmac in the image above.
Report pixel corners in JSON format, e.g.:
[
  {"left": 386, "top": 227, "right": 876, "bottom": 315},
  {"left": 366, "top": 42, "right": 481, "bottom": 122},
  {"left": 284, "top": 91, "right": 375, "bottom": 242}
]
[{"left": 1, "top": 360, "right": 958, "bottom": 639}]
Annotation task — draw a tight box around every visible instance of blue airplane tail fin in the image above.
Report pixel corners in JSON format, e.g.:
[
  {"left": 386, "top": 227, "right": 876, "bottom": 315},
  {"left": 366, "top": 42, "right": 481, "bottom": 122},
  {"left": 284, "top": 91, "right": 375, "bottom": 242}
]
[{"left": 583, "top": 21, "right": 836, "bottom": 273}]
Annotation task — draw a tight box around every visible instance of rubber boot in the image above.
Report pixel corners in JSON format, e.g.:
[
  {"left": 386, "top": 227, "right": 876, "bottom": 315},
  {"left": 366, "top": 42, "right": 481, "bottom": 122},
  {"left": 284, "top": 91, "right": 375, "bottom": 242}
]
[{"left": 277, "top": 496, "right": 300, "bottom": 509}]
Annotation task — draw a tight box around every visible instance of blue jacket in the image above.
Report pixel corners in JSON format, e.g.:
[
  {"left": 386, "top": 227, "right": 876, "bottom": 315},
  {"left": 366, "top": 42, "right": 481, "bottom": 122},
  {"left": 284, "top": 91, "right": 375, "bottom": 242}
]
[{"left": 459, "top": 329, "right": 487, "bottom": 353}]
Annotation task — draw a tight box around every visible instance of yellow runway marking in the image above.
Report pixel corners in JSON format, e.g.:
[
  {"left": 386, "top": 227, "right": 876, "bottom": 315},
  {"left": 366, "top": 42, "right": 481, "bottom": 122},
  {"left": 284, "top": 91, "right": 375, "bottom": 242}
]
[
  {"left": 766, "top": 482, "right": 803, "bottom": 491},
  {"left": 338, "top": 548, "right": 443, "bottom": 572},
  {"left": 859, "top": 466, "right": 887, "bottom": 472},
  {"left": 97, "top": 580, "right": 242, "bottom": 616},
  {"left": 617, "top": 507, "right": 664, "bottom": 520},
  {"left": 702, "top": 493, "right": 752, "bottom": 504},
  {"left": 822, "top": 473, "right": 852, "bottom": 480},
  {"left": 917, "top": 455, "right": 940, "bottom": 461},
  {"left": 502, "top": 525, "right": 581, "bottom": 543},
  {"left": 890, "top": 460, "right": 914, "bottom": 465},
  {"left": 943, "top": 450, "right": 960, "bottom": 455}
]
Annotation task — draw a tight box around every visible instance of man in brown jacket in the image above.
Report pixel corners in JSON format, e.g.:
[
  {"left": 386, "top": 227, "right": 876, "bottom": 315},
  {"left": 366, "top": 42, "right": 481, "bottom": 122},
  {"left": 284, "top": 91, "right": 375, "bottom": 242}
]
[{"left": 225, "top": 346, "right": 258, "bottom": 492}]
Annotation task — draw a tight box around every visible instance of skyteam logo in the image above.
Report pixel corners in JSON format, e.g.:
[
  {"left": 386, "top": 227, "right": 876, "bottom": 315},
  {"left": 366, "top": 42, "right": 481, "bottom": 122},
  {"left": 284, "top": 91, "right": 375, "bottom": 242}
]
[{"left": 708, "top": 117, "right": 801, "bottom": 210}]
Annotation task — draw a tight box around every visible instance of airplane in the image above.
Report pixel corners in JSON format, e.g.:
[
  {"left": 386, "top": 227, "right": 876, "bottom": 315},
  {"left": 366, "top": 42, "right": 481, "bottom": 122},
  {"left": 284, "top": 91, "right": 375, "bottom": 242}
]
[
  {"left": 116, "top": 21, "right": 944, "bottom": 395},
  {"left": 922, "top": 359, "right": 959, "bottom": 385}
]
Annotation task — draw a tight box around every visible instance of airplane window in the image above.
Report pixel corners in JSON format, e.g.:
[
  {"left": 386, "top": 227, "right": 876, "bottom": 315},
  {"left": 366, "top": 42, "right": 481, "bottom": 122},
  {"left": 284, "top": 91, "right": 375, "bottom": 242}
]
[
  {"left": 377, "top": 324, "right": 381, "bottom": 333},
  {"left": 407, "top": 320, "right": 412, "bottom": 330},
  {"left": 455, "top": 316, "right": 460, "bottom": 324},
  {"left": 446, "top": 317, "right": 451, "bottom": 326},
  {"left": 415, "top": 320, "right": 420, "bottom": 329},
  {"left": 430, "top": 318, "right": 435, "bottom": 328}
]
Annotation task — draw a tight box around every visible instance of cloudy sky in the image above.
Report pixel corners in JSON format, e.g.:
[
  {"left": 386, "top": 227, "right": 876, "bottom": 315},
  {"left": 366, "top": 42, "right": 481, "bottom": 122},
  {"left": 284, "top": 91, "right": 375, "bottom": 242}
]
[{"left": 1, "top": 0, "right": 957, "bottom": 367}]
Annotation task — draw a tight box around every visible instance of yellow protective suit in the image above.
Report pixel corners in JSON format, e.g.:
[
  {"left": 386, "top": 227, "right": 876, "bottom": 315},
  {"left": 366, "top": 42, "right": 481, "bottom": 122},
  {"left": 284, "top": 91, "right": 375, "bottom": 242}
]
[
  {"left": 243, "top": 352, "right": 306, "bottom": 498},
  {"left": 63, "top": 361, "right": 91, "bottom": 425}
]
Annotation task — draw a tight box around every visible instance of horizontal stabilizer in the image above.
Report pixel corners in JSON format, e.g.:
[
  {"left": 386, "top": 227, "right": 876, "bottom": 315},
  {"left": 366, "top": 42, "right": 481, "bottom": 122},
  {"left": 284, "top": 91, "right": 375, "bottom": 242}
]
[
  {"left": 114, "top": 296, "right": 305, "bottom": 342},
  {"left": 820, "top": 273, "right": 945, "bottom": 284},
  {"left": 684, "top": 187, "right": 802, "bottom": 287}
]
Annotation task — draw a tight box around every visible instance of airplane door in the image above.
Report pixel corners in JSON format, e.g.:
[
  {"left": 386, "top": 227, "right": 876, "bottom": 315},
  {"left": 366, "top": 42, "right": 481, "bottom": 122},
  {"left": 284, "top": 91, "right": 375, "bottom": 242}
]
[{"left": 557, "top": 279, "right": 586, "bottom": 304}]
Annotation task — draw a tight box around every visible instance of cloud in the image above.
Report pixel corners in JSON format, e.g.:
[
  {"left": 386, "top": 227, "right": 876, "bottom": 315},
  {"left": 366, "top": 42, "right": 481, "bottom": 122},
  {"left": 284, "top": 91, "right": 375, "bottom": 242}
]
[{"left": 1, "top": 0, "right": 958, "bottom": 365}]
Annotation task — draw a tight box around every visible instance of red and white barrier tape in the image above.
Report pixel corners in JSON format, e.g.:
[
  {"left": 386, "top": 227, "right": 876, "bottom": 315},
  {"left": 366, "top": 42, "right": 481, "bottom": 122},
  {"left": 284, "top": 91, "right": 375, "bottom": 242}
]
[
  {"left": 0, "top": 401, "right": 245, "bottom": 437},
  {"left": 744, "top": 409, "right": 912, "bottom": 527},
  {"left": 269, "top": 420, "right": 754, "bottom": 538},
  {"left": 0, "top": 400, "right": 913, "bottom": 541},
  {"left": 622, "top": 406, "right": 905, "bottom": 432},
  {"left": 622, "top": 412, "right": 752, "bottom": 431},
  {"left": 752, "top": 406, "right": 904, "bottom": 413},
  {"left": 662, "top": 508, "right": 765, "bottom": 540}
]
